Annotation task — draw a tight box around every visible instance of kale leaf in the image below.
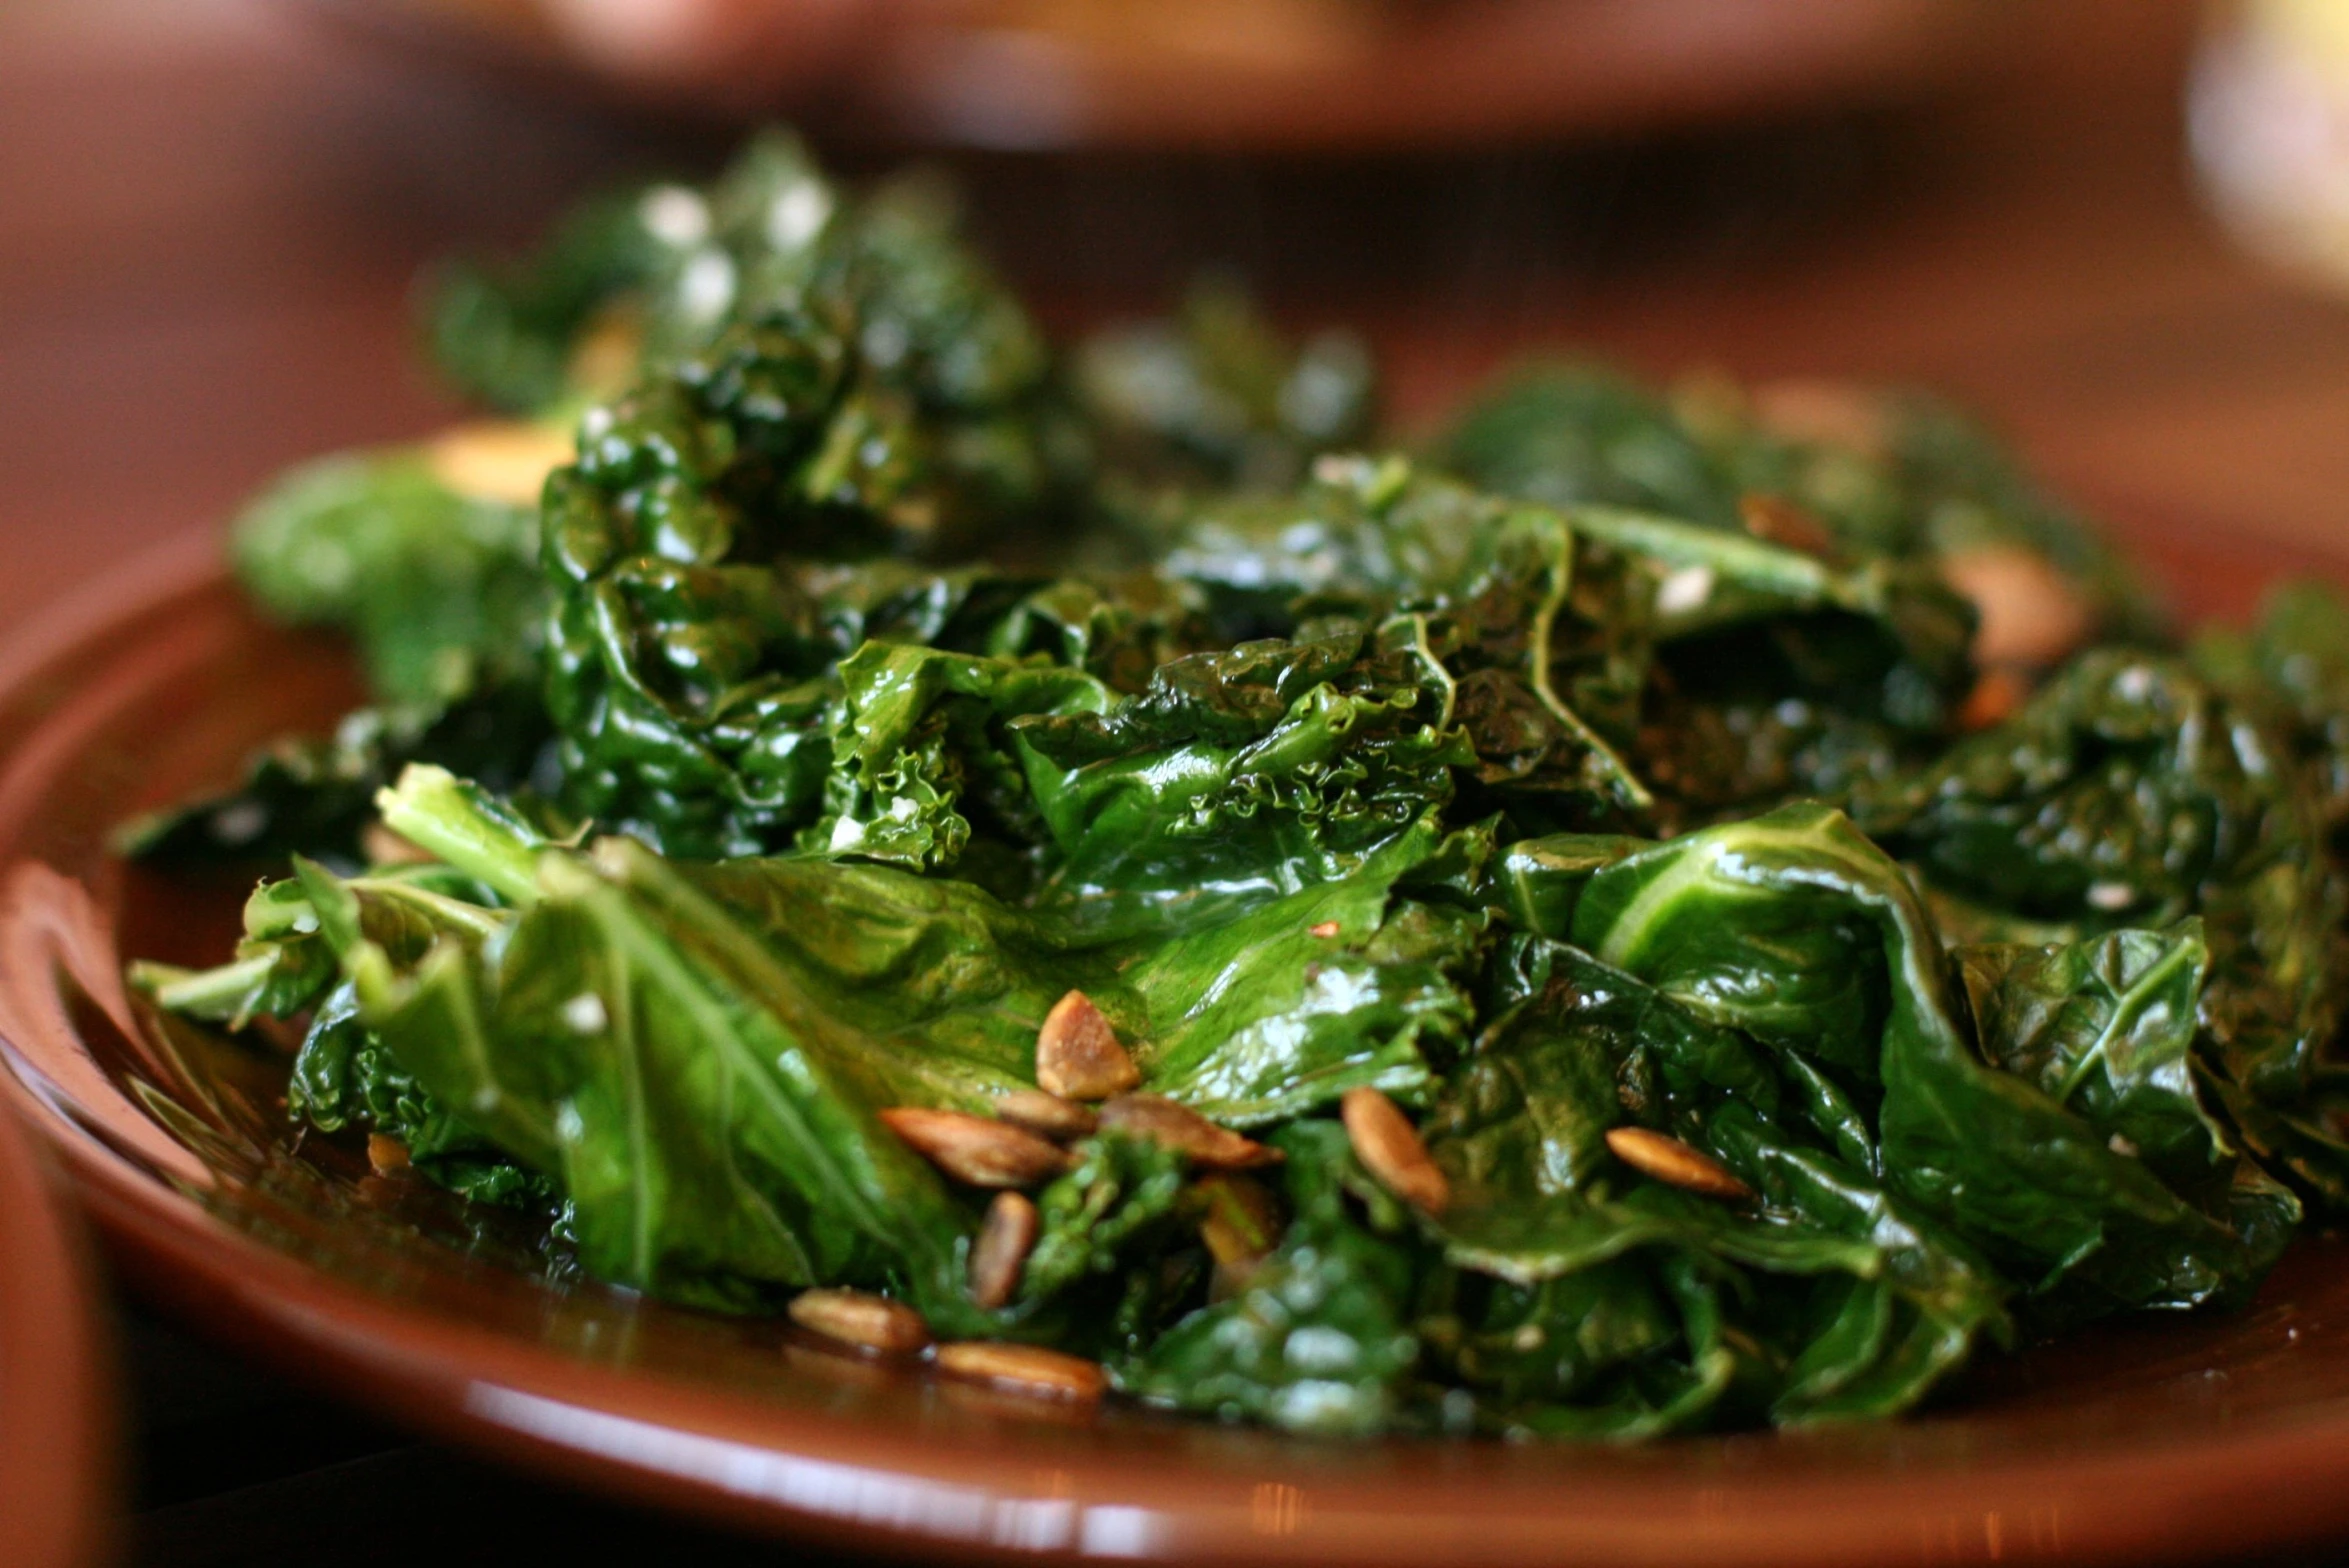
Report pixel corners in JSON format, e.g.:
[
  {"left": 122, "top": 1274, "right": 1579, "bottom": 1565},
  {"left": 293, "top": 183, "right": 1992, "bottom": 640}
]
[
  {"left": 232, "top": 449, "right": 547, "bottom": 715},
  {"left": 1123, "top": 1121, "right": 1425, "bottom": 1437},
  {"left": 121, "top": 126, "right": 2349, "bottom": 1447},
  {"left": 1539, "top": 802, "right": 2291, "bottom": 1318},
  {"left": 1858, "top": 647, "right": 2349, "bottom": 1205}
]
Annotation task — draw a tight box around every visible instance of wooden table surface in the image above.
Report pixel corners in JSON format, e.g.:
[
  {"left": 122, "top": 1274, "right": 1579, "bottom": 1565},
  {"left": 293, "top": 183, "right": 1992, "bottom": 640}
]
[{"left": 4, "top": 0, "right": 2349, "bottom": 1563}]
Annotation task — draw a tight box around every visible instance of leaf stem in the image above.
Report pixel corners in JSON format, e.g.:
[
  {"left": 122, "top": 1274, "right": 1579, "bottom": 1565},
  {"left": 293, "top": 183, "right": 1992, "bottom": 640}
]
[{"left": 375, "top": 764, "right": 547, "bottom": 906}]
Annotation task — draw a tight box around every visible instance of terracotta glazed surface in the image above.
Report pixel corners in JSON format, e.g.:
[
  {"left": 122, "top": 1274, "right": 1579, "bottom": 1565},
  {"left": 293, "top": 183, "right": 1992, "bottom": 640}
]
[
  {"left": 8, "top": 527, "right": 2349, "bottom": 1567},
  {"left": 0, "top": 1000, "right": 110, "bottom": 1568},
  {"left": 306, "top": 0, "right": 1990, "bottom": 150}
]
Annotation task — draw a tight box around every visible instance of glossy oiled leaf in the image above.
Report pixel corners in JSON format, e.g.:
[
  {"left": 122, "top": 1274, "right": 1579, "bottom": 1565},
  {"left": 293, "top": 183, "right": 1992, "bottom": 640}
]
[
  {"left": 128, "top": 859, "right": 507, "bottom": 1028},
  {"left": 346, "top": 841, "right": 990, "bottom": 1320},
  {"left": 130, "top": 856, "right": 539, "bottom": 1203},
  {"left": 1422, "top": 935, "right": 2006, "bottom": 1426},
  {"left": 705, "top": 808, "right": 1477, "bottom": 1128},
  {"left": 1020, "top": 1132, "right": 1191, "bottom": 1306},
  {"left": 531, "top": 141, "right": 1089, "bottom": 858},
  {"left": 1012, "top": 634, "right": 1479, "bottom": 930},
  {"left": 1859, "top": 648, "right": 2349, "bottom": 1204},
  {"left": 1164, "top": 458, "right": 1973, "bottom": 832},
  {"left": 1552, "top": 802, "right": 2288, "bottom": 1317},
  {"left": 289, "top": 980, "right": 556, "bottom": 1210},
  {"left": 675, "top": 853, "right": 1118, "bottom": 1113},
  {"left": 1956, "top": 924, "right": 2228, "bottom": 1190},
  {"left": 121, "top": 125, "right": 2349, "bottom": 1442},
  {"left": 816, "top": 640, "right": 1110, "bottom": 870},
  {"left": 256, "top": 765, "right": 1468, "bottom": 1324},
  {"left": 1123, "top": 1122, "right": 1423, "bottom": 1437},
  {"left": 1442, "top": 366, "right": 2157, "bottom": 644},
  {"left": 1116, "top": 821, "right": 1479, "bottom": 1123}
]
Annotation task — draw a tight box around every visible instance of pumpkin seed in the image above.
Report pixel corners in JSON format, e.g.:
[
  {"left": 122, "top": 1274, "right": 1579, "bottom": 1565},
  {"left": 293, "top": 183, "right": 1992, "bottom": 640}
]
[
  {"left": 1034, "top": 989, "right": 1140, "bottom": 1101},
  {"left": 1340, "top": 1087, "right": 1449, "bottom": 1215},
  {"left": 1099, "top": 1094, "right": 1280, "bottom": 1170},
  {"left": 1604, "top": 1126, "right": 1755, "bottom": 1202},
  {"left": 993, "top": 1089, "right": 1098, "bottom": 1143},
  {"left": 788, "top": 1288, "right": 932, "bottom": 1355},
  {"left": 879, "top": 1107, "right": 1072, "bottom": 1188},
  {"left": 934, "top": 1341, "right": 1107, "bottom": 1402},
  {"left": 970, "top": 1191, "right": 1040, "bottom": 1310}
]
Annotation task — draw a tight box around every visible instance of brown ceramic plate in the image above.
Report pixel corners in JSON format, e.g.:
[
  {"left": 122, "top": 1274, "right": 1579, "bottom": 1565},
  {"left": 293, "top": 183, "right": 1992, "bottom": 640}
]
[
  {"left": 8, "top": 524, "right": 2349, "bottom": 1568},
  {"left": 0, "top": 1010, "right": 110, "bottom": 1568},
  {"left": 300, "top": 0, "right": 1992, "bottom": 150}
]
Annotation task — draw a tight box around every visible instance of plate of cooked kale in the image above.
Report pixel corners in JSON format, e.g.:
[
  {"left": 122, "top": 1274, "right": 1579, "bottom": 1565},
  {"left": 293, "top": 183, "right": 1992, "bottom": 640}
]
[{"left": 8, "top": 130, "right": 2349, "bottom": 1567}]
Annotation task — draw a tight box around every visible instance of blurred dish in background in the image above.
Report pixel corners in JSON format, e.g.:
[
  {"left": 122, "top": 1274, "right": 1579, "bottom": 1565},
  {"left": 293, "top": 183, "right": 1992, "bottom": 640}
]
[
  {"left": 301, "top": 0, "right": 1996, "bottom": 147},
  {"left": 0, "top": 1093, "right": 110, "bottom": 1568},
  {"left": 2192, "top": 0, "right": 2349, "bottom": 291}
]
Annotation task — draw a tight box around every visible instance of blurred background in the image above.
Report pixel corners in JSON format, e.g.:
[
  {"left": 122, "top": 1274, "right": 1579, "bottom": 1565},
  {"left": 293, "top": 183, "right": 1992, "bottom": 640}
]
[
  {"left": 9, "top": 0, "right": 2349, "bottom": 639},
  {"left": 5, "top": 0, "right": 2349, "bottom": 1561}
]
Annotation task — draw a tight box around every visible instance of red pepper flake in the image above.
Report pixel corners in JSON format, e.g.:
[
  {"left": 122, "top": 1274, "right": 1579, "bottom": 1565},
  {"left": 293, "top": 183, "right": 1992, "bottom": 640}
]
[{"left": 1308, "top": 921, "right": 1341, "bottom": 938}]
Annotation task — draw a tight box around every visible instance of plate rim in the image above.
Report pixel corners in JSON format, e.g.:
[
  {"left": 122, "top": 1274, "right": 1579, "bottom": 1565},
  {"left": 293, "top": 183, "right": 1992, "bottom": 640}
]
[{"left": 0, "top": 1063, "right": 113, "bottom": 1568}]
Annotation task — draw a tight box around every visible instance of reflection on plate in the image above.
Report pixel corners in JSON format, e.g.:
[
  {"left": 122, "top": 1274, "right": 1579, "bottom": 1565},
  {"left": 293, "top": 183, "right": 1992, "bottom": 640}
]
[
  {"left": 10, "top": 527, "right": 2349, "bottom": 1566},
  {"left": 304, "top": 0, "right": 1993, "bottom": 150},
  {"left": 0, "top": 1018, "right": 109, "bottom": 1568}
]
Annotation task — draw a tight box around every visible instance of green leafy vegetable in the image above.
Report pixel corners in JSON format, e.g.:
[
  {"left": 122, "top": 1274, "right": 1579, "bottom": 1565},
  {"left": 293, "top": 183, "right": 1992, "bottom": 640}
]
[
  {"left": 230, "top": 450, "right": 546, "bottom": 714},
  {"left": 1443, "top": 366, "right": 2157, "bottom": 644},
  {"left": 1077, "top": 275, "right": 1376, "bottom": 495},
  {"left": 1124, "top": 1121, "right": 1424, "bottom": 1437},
  {"left": 124, "top": 125, "right": 2349, "bottom": 1445},
  {"left": 1857, "top": 648, "right": 2349, "bottom": 1206},
  {"left": 1533, "top": 802, "right": 2291, "bottom": 1317},
  {"left": 1020, "top": 1132, "right": 1191, "bottom": 1306}
]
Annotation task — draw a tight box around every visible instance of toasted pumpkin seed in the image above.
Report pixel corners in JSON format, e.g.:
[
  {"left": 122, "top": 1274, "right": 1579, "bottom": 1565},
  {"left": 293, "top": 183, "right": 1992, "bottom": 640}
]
[
  {"left": 993, "top": 1089, "right": 1098, "bottom": 1143},
  {"left": 788, "top": 1288, "right": 932, "bottom": 1355},
  {"left": 1940, "top": 545, "right": 2092, "bottom": 668},
  {"left": 879, "top": 1107, "right": 1072, "bottom": 1187},
  {"left": 1034, "top": 989, "right": 1140, "bottom": 1100},
  {"left": 1340, "top": 1087, "right": 1449, "bottom": 1215},
  {"left": 1100, "top": 1094, "right": 1281, "bottom": 1169},
  {"left": 1604, "top": 1126, "right": 1755, "bottom": 1202},
  {"left": 934, "top": 1341, "right": 1107, "bottom": 1402},
  {"left": 970, "top": 1191, "right": 1040, "bottom": 1310}
]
